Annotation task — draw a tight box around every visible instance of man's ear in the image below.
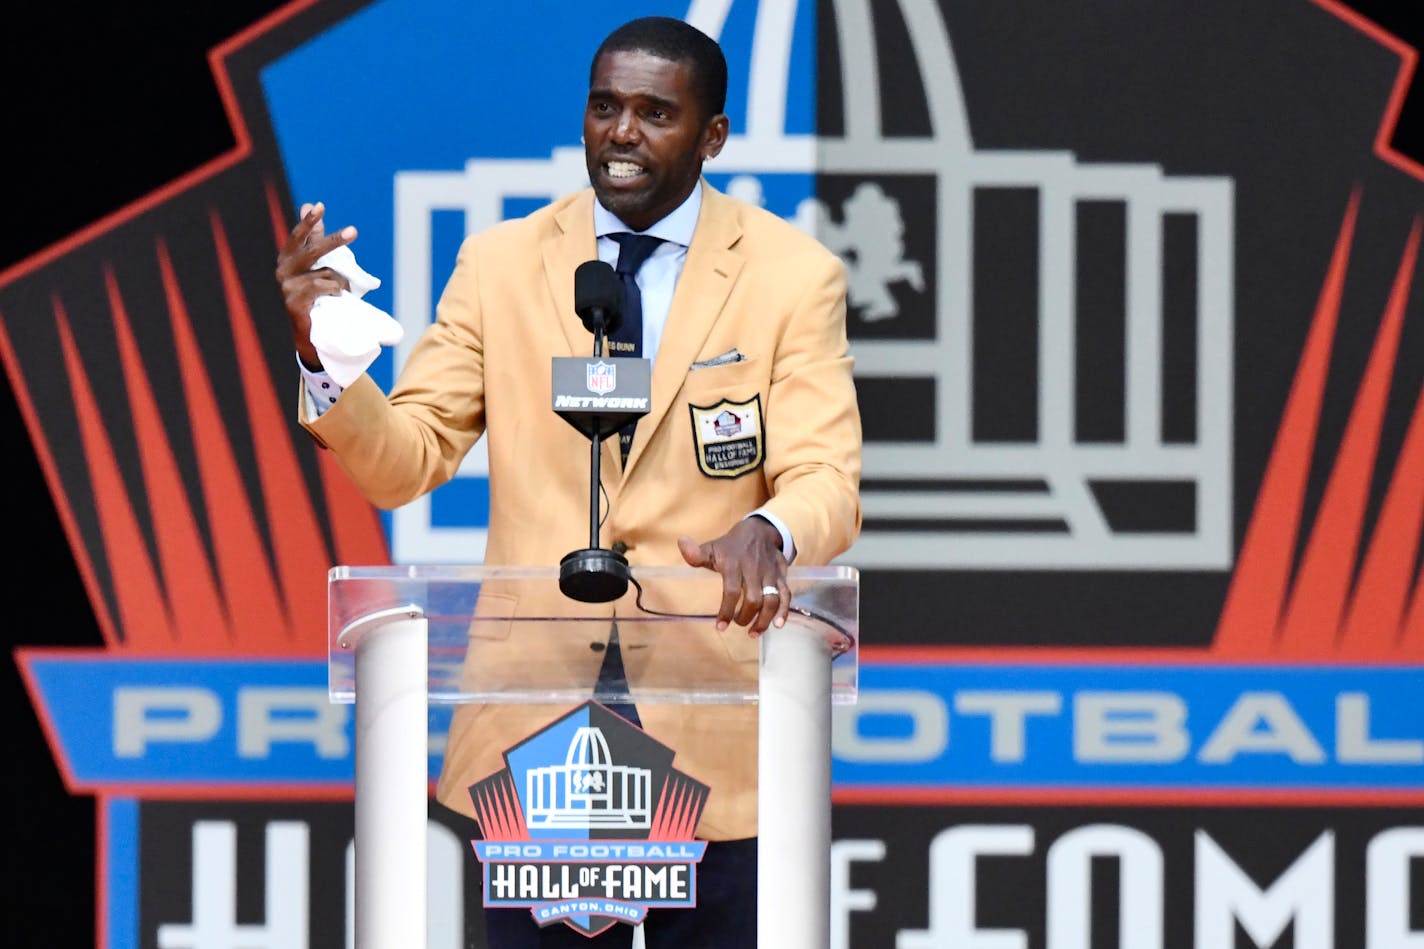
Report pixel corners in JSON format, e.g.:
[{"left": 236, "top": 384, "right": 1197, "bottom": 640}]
[{"left": 702, "top": 113, "right": 730, "bottom": 160}]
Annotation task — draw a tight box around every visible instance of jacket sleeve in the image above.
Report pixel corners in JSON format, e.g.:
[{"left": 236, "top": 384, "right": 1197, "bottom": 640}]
[
  {"left": 757, "top": 249, "right": 863, "bottom": 565},
  {"left": 298, "top": 235, "right": 488, "bottom": 510}
]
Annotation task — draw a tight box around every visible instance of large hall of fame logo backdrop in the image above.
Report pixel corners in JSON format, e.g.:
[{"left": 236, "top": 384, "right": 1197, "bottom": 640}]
[{"left": 3, "top": 0, "right": 1421, "bottom": 946}]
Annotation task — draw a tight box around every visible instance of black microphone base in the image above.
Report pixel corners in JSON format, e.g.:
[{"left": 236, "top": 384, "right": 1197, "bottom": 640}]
[{"left": 559, "top": 548, "right": 631, "bottom": 603}]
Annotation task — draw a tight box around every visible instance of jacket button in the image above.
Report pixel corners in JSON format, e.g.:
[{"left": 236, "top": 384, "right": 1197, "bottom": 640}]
[
  {"left": 589, "top": 641, "right": 606, "bottom": 652},
  {"left": 611, "top": 540, "right": 629, "bottom": 555}
]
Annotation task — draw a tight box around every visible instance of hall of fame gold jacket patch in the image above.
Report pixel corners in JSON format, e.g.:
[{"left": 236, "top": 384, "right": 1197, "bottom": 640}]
[{"left": 688, "top": 395, "right": 764, "bottom": 478}]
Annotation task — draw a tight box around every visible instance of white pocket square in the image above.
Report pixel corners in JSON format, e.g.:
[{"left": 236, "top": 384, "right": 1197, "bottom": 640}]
[{"left": 691, "top": 348, "right": 746, "bottom": 370}]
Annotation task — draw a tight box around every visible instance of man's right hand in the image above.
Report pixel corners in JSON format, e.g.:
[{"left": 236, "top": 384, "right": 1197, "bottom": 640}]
[{"left": 274, "top": 201, "right": 358, "bottom": 370}]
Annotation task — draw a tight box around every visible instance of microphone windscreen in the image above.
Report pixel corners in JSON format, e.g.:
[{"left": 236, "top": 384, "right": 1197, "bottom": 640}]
[{"left": 574, "top": 259, "right": 623, "bottom": 333}]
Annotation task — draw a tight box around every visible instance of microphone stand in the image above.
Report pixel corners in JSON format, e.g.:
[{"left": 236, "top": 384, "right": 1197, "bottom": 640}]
[
  {"left": 586, "top": 320, "right": 608, "bottom": 559},
  {"left": 559, "top": 311, "right": 632, "bottom": 603}
]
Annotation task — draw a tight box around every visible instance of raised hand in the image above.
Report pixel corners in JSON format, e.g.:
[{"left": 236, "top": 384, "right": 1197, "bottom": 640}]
[{"left": 274, "top": 201, "right": 358, "bottom": 369}]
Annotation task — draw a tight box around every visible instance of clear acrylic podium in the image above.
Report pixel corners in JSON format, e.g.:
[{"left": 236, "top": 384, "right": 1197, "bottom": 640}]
[{"left": 328, "top": 564, "right": 859, "bottom": 948}]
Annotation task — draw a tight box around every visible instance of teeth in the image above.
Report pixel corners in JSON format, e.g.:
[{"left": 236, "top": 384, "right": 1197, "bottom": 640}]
[{"left": 606, "top": 161, "right": 644, "bottom": 179}]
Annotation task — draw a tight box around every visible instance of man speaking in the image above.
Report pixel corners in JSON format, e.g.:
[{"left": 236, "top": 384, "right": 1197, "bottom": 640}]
[{"left": 273, "top": 14, "right": 861, "bottom": 947}]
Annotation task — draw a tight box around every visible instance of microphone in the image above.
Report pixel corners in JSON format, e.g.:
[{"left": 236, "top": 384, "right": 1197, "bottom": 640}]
[
  {"left": 574, "top": 259, "right": 623, "bottom": 339},
  {"left": 554, "top": 260, "right": 651, "bottom": 603}
]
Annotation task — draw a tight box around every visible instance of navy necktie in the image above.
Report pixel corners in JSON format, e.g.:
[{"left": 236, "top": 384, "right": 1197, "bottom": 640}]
[
  {"left": 596, "top": 234, "right": 662, "bottom": 726},
  {"left": 608, "top": 233, "right": 664, "bottom": 463},
  {"left": 595, "top": 621, "right": 641, "bottom": 726}
]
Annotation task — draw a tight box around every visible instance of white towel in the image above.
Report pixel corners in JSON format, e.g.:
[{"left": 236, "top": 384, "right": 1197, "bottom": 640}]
[{"left": 307, "top": 244, "right": 403, "bottom": 386}]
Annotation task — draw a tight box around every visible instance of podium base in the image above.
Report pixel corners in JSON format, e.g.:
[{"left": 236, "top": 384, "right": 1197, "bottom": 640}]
[{"left": 559, "top": 547, "right": 631, "bottom": 602}]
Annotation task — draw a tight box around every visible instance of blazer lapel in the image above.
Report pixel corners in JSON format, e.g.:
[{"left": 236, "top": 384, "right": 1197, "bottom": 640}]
[
  {"left": 545, "top": 191, "right": 627, "bottom": 482},
  {"left": 542, "top": 191, "right": 599, "bottom": 359},
  {"left": 624, "top": 183, "right": 744, "bottom": 475}
]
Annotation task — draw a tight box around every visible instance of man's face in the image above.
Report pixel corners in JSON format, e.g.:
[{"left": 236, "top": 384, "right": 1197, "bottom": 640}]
[{"left": 584, "top": 49, "right": 728, "bottom": 233}]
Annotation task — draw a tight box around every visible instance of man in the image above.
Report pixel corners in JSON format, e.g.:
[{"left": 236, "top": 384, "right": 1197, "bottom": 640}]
[{"left": 275, "top": 15, "right": 861, "bottom": 947}]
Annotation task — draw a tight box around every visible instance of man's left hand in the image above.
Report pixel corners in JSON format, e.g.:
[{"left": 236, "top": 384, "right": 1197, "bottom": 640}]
[{"left": 677, "top": 518, "right": 789, "bottom": 635}]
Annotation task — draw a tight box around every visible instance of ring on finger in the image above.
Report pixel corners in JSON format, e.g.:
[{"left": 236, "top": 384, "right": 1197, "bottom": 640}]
[{"left": 760, "top": 585, "right": 780, "bottom": 597}]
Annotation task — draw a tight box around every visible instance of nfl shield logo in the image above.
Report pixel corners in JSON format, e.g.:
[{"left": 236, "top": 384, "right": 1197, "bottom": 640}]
[{"left": 586, "top": 360, "right": 616, "bottom": 394}]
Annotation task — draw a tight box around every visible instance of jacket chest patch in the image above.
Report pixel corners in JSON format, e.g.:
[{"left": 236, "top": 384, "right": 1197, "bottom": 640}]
[{"left": 688, "top": 396, "right": 764, "bottom": 478}]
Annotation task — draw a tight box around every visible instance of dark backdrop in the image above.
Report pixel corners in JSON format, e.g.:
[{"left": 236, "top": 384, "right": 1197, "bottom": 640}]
[{"left": 3, "top": 1, "right": 1420, "bottom": 944}]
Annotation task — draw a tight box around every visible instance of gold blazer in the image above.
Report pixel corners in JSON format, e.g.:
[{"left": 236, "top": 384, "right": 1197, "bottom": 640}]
[{"left": 302, "top": 180, "right": 862, "bottom": 839}]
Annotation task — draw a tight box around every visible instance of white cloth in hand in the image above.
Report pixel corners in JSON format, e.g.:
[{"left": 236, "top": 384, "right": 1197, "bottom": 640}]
[{"left": 307, "top": 244, "right": 402, "bottom": 387}]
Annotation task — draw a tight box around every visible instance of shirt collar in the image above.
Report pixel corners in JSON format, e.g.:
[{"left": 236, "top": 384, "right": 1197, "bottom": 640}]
[{"left": 593, "top": 180, "right": 703, "bottom": 247}]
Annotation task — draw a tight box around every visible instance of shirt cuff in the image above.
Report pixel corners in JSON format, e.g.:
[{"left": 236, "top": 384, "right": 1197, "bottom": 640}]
[
  {"left": 747, "top": 509, "right": 796, "bottom": 563},
  {"left": 299, "top": 353, "right": 344, "bottom": 418}
]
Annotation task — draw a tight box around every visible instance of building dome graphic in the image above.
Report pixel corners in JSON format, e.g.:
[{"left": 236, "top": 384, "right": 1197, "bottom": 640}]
[
  {"left": 392, "top": 0, "right": 1233, "bottom": 572},
  {"left": 526, "top": 727, "right": 653, "bottom": 830}
]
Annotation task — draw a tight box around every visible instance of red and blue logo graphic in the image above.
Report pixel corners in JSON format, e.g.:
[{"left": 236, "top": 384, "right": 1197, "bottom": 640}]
[
  {"left": 4, "top": 0, "right": 1424, "bottom": 945},
  {"left": 468, "top": 702, "right": 709, "bottom": 936},
  {"left": 586, "top": 361, "right": 618, "bottom": 395}
]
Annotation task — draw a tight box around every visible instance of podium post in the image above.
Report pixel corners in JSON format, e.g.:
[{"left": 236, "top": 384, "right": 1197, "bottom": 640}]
[
  {"left": 329, "top": 565, "right": 858, "bottom": 949},
  {"left": 338, "top": 605, "right": 429, "bottom": 946},
  {"left": 757, "top": 608, "right": 836, "bottom": 948}
]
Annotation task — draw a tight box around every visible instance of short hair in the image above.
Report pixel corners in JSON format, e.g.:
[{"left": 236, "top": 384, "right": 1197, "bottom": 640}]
[{"left": 590, "top": 16, "right": 728, "bottom": 120}]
